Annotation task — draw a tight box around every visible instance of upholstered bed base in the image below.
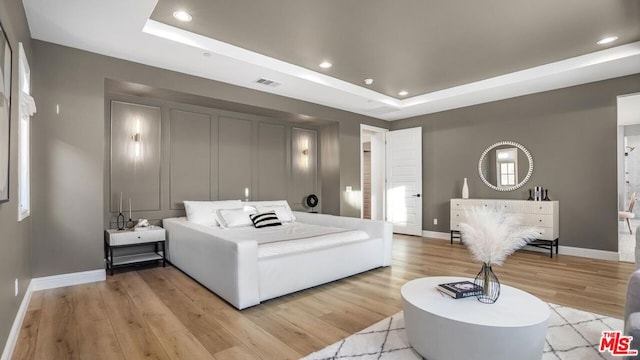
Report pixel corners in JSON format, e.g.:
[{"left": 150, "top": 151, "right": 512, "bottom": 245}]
[{"left": 163, "top": 212, "right": 393, "bottom": 309}]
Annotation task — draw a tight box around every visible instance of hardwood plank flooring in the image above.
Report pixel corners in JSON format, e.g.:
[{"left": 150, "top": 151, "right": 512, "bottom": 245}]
[{"left": 13, "top": 236, "right": 636, "bottom": 359}]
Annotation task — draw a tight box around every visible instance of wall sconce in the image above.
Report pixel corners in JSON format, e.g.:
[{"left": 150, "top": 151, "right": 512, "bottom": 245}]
[
  {"left": 132, "top": 118, "right": 143, "bottom": 160},
  {"left": 300, "top": 138, "right": 309, "bottom": 169}
]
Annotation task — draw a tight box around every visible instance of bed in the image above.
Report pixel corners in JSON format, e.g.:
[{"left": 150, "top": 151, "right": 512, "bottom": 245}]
[{"left": 162, "top": 200, "right": 393, "bottom": 310}]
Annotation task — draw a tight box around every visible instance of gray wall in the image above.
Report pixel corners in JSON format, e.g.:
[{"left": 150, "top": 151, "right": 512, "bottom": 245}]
[
  {"left": 391, "top": 74, "right": 640, "bottom": 252},
  {"left": 106, "top": 95, "right": 321, "bottom": 225},
  {"left": 0, "top": 0, "right": 31, "bottom": 351},
  {"left": 31, "top": 39, "right": 386, "bottom": 277}
]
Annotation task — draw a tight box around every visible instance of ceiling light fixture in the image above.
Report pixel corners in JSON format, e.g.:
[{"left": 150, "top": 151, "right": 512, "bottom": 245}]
[
  {"left": 398, "top": 90, "right": 409, "bottom": 96},
  {"left": 597, "top": 36, "right": 618, "bottom": 45},
  {"left": 364, "top": 78, "right": 374, "bottom": 85},
  {"left": 319, "top": 61, "right": 332, "bottom": 69},
  {"left": 173, "top": 10, "right": 193, "bottom": 22}
]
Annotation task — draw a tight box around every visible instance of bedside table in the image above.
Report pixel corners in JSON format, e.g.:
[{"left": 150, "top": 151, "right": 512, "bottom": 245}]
[{"left": 104, "top": 226, "right": 166, "bottom": 275}]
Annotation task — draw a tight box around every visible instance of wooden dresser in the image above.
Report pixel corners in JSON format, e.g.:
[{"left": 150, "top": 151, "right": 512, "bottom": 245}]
[{"left": 450, "top": 198, "right": 559, "bottom": 257}]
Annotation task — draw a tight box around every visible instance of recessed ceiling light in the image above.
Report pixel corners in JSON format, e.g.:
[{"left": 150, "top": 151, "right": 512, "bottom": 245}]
[
  {"left": 173, "top": 10, "right": 193, "bottom": 22},
  {"left": 364, "top": 78, "right": 374, "bottom": 85},
  {"left": 319, "top": 61, "right": 332, "bottom": 69},
  {"left": 597, "top": 36, "right": 618, "bottom": 45},
  {"left": 398, "top": 90, "right": 409, "bottom": 96}
]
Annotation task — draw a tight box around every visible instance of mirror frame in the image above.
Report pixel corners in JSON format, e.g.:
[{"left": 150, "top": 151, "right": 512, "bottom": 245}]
[{"left": 478, "top": 140, "right": 533, "bottom": 192}]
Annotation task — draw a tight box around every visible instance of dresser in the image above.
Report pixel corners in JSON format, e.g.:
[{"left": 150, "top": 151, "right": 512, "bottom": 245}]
[{"left": 450, "top": 199, "right": 559, "bottom": 258}]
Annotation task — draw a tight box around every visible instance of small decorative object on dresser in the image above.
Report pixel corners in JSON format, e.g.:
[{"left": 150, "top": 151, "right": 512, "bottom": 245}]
[
  {"left": 462, "top": 178, "right": 469, "bottom": 199},
  {"left": 459, "top": 206, "right": 539, "bottom": 303},
  {"left": 534, "top": 186, "right": 543, "bottom": 201}
]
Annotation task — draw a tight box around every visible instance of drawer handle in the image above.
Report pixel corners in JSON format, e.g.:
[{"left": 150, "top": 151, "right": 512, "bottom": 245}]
[
  {"left": 539, "top": 219, "right": 542, "bottom": 222},
  {"left": 137, "top": 236, "right": 141, "bottom": 239}
]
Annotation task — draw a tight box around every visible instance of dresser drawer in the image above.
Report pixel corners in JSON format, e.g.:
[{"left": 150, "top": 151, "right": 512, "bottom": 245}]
[
  {"left": 524, "top": 226, "right": 555, "bottom": 241},
  {"left": 522, "top": 202, "right": 554, "bottom": 215},
  {"left": 521, "top": 214, "right": 554, "bottom": 227},
  {"left": 107, "top": 228, "right": 166, "bottom": 246}
]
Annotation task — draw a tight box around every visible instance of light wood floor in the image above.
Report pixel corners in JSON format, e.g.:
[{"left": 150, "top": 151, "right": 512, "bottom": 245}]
[{"left": 13, "top": 236, "right": 635, "bottom": 360}]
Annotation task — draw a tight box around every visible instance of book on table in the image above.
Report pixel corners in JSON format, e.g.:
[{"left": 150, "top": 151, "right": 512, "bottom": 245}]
[{"left": 437, "top": 280, "right": 483, "bottom": 299}]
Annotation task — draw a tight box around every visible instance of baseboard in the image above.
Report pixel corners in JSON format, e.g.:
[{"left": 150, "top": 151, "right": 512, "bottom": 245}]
[
  {"left": 421, "top": 230, "right": 450, "bottom": 240},
  {"left": 421, "top": 231, "right": 620, "bottom": 261},
  {"left": 1, "top": 281, "right": 33, "bottom": 360},
  {"left": 31, "top": 269, "right": 106, "bottom": 291}
]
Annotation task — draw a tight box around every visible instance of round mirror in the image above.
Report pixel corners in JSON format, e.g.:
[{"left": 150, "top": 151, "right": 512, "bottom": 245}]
[{"left": 478, "top": 141, "right": 533, "bottom": 191}]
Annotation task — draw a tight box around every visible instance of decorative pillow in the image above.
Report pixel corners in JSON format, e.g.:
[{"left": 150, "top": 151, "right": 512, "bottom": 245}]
[
  {"left": 250, "top": 211, "right": 282, "bottom": 228},
  {"left": 245, "top": 200, "right": 297, "bottom": 222},
  {"left": 183, "top": 200, "right": 242, "bottom": 226},
  {"left": 215, "top": 206, "right": 256, "bottom": 228}
]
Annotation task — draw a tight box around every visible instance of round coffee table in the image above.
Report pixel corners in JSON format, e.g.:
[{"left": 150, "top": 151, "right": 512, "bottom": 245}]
[{"left": 401, "top": 276, "right": 549, "bottom": 360}]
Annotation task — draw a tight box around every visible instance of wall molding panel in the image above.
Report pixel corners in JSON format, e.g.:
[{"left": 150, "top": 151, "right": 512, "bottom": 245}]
[{"left": 106, "top": 95, "right": 321, "bottom": 225}]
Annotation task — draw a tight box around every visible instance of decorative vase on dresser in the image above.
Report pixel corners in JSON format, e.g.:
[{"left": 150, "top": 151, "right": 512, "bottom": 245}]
[
  {"left": 449, "top": 198, "right": 560, "bottom": 258},
  {"left": 462, "top": 178, "right": 469, "bottom": 199}
]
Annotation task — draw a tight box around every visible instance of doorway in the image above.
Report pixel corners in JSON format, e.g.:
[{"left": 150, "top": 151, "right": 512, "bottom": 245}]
[
  {"left": 360, "top": 125, "right": 387, "bottom": 220},
  {"left": 618, "top": 92, "right": 640, "bottom": 263}
]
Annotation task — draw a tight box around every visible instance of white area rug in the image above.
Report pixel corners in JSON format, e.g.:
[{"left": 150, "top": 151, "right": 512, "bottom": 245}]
[{"left": 302, "top": 303, "right": 623, "bottom": 360}]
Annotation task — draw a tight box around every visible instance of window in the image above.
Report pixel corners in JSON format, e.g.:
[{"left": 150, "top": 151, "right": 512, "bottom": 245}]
[
  {"left": 17, "top": 43, "right": 32, "bottom": 221},
  {"left": 496, "top": 148, "right": 518, "bottom": 188}
]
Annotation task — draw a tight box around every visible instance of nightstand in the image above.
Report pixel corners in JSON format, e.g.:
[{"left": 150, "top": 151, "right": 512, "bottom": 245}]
[{"left": 104, "top": 226, "right": 166, "bottom": 275}]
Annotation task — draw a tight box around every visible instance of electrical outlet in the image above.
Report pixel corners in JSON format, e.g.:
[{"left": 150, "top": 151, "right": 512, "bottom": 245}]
[
  {"left": 433, "top": 218, "right": 438, "bottom": 225},
  {"left": 14, "top": 279, "right": 18, "bottom": 297}
]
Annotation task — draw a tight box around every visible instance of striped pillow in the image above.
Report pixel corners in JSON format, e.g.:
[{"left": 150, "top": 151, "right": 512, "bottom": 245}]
[{"left": 250, "top": 211, "right": 282, "bottom": 228}]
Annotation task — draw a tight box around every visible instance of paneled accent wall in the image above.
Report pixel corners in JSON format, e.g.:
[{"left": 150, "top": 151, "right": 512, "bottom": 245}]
[
  {"left": 258, "top": 123, "right": 288, "bottom": 201},
  {"left": 108, "top": 97, "right": 320, "bottom": 225},
  {"left": 168, "top": 109, "right": 213, "bottom": 209},
  {"left": 291, "top": 128, "right": 318, "bottom": 205},
  {"left": 110, "top": 101, "right": 162, "bottom": 212},
  {"left": 218, "top": 117, "right": 253, "bottom": 200}
]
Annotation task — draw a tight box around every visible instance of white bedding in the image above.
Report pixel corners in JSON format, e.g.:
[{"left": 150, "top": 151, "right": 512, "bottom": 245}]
[{"left": 171, "top": 219, "right": 370, "bottom": 259}]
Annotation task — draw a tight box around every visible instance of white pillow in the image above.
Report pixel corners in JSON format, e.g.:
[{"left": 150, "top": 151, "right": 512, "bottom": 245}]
[
  {"left": 183, "top": 200, "right": 242, "bottom": 226},
  {"left": 244, "top": 200, "right": 297, "bottom": 222},
  {"left": 256, "top": 205, "right": 295, "bottom": 223},
  {"left": 215, "top": 206, "right": 257, "bottom": 228}
]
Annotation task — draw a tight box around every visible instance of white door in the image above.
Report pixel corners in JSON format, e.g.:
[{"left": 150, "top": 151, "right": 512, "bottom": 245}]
[{"left": 386, "top": 127, "right": 423, "bottom": 235}]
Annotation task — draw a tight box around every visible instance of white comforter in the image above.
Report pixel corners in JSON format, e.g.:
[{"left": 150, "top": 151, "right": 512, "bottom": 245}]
[{"left": 180, "top": 221, "right": 370, "bottom": 259}]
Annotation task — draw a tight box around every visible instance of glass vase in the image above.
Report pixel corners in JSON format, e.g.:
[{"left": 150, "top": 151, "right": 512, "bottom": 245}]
[{"left": 474, "top": 262, "right": 500, "bottom": 304}]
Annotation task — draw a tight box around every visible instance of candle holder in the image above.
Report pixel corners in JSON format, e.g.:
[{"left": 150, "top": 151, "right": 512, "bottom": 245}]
[
  {"left": 117, "top": 212, "right": 125, "bottom": 230},
  {"left": 126, "top": 218, "right": 135, "bottom": 229}
]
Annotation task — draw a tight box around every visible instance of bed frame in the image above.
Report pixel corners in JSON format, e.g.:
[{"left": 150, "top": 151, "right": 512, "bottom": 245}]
[{"left": 163, "top": 212, "right": 393, "bottom": 309}]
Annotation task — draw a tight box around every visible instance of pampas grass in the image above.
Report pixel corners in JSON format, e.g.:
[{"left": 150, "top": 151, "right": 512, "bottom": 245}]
[{"left": 459, "top": 206, "right": 540, "bottom": 266}]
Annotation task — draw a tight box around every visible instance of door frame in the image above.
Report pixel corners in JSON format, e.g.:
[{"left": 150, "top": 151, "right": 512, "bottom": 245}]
[
  {"left": 360, "top": 124, "right": 388, "bottom": 220},
  {"left": 617, "top": 92, "right": 640, "bottom": 262}
]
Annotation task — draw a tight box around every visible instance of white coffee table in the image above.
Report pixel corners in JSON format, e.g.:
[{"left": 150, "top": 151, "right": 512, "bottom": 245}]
[{"left": 401, "top": 276, "right": 549, "bottom": 360}]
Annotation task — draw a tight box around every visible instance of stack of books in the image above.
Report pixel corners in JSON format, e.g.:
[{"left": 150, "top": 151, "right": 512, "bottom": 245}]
[{"left": 437, "top": 280, "right": 483, "bottom": 299}]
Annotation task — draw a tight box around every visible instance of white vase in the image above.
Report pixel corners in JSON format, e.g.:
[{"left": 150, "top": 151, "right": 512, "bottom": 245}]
[{"left": 462, "top": 178, "right": 469, "bottom": 199}]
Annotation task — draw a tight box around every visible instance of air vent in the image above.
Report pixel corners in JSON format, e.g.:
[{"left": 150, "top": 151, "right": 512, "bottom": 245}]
[{"left": 255, "top": 78, "right": 281, "bottom": 87}]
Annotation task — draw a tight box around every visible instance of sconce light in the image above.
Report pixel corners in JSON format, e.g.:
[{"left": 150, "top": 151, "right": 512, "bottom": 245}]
[
  {"left": 300, "top": 138, "right": 310, "bottom": 169},
  {"left": 132, "top": 118, "right": 143, "bottom": 160}
]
